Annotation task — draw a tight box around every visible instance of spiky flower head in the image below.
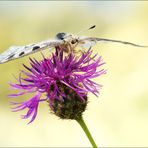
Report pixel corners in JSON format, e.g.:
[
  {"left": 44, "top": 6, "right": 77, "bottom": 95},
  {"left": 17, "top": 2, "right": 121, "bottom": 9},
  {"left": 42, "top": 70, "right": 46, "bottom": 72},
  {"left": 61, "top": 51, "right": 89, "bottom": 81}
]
[{"left": 9, "top": 46, "right": 106, "bottom": 123}]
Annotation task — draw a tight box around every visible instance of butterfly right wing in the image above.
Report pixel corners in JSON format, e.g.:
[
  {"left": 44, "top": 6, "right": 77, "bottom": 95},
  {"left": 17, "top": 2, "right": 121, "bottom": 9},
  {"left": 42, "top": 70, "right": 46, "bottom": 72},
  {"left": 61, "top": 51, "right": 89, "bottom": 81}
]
[
  {"left": 0, "top": 39, "right": 63, "bottom": 64},
  {"left": 78, "top": 36, "right": 148, "bottom": 48}
]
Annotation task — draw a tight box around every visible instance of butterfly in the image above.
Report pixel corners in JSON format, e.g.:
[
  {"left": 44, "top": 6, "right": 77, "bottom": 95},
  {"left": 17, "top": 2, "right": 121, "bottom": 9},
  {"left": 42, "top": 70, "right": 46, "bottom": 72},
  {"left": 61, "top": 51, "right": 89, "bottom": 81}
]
[{"left": 0, "top": 25, "right": 147, "bottom": 64}]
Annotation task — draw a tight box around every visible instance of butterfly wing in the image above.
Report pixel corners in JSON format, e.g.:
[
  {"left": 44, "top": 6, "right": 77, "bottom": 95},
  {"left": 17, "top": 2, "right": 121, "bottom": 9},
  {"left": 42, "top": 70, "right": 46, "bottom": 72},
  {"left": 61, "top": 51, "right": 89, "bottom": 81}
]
[
  {"left": 0, "top": 39, "right": 63, "bottom": 64},
  {"left": 79, "top": 37, "right": 148, "bottom": 48}
]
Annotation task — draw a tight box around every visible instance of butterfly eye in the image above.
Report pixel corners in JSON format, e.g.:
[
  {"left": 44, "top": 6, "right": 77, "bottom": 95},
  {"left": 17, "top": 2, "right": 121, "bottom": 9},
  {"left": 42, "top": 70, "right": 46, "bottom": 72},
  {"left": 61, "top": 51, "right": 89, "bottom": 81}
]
[{"left": 71, "top": 39, "right": 78, "bottom": 44}]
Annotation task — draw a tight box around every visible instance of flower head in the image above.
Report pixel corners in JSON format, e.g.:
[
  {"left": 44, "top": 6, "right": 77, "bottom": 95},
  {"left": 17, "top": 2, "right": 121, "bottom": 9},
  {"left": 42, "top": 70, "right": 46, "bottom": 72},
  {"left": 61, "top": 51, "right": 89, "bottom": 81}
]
[{"left": 9, "top": 46, "right": 106, "bottom": 123}]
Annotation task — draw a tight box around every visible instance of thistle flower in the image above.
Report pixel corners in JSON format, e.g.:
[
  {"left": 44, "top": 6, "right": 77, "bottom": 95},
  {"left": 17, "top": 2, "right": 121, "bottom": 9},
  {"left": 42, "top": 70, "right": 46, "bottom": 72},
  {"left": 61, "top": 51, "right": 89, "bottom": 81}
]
[{"left": 9, "top": 46, "right": 106, "bottom": 124}]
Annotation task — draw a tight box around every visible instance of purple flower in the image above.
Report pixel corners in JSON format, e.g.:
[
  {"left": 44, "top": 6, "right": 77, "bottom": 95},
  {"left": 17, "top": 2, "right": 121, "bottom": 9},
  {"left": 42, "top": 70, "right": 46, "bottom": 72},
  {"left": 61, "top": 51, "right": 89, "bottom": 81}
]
[
  {"left": 9, "top": 46, "right": 106, "bottom": 123},
  {"left": 10, "top": 92, "right": 41, "bottom": 124}
]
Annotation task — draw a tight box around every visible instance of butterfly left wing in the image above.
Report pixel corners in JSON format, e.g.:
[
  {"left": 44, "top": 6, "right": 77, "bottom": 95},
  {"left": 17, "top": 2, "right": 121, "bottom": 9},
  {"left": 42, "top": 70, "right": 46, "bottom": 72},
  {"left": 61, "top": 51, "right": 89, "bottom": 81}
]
[
  {"left": 78, "top": 36, "right": 148, "bottom": 48},
  {"left": 0, "top": 39, "right": 63, "bottom": 64}
]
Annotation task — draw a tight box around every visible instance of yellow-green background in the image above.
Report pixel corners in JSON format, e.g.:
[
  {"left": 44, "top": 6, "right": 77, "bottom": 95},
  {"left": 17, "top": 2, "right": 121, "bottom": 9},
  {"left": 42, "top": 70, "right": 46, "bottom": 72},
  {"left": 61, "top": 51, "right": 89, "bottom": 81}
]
[{"left": 0, "top": 1, "right": 148, "bottom": 147}]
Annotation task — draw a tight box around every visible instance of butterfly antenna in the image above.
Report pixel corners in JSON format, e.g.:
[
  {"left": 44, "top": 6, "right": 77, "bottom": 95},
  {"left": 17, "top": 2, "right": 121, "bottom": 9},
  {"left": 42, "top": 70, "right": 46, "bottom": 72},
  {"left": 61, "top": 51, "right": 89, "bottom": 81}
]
[
  {"left": 77, "top": 25, "right": 96, "bottom": 35},
  {"left": 88, "top": 25, "right": 96, "bottom": 30}
]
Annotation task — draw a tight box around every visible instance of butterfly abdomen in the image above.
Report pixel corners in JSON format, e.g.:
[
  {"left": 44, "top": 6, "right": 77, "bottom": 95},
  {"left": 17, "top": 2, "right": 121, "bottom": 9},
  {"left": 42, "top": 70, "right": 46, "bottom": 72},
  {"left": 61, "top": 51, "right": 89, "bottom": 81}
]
[{"left": 56, "top": 32, "right": 66, "bottom": 40}]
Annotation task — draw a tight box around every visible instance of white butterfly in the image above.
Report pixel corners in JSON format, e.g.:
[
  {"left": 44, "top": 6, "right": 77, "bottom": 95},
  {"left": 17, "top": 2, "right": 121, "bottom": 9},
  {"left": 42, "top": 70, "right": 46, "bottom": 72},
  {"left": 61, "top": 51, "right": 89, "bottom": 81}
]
[{"left": 0, "top": 25, "right": 147, "bottom": 64}]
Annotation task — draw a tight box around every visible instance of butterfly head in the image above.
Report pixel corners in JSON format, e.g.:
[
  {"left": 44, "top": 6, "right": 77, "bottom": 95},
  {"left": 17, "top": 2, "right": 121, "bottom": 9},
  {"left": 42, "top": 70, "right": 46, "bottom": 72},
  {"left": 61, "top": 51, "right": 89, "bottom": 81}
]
[{"left": 56, "top": 32, "right": 79, "bottom": 45}]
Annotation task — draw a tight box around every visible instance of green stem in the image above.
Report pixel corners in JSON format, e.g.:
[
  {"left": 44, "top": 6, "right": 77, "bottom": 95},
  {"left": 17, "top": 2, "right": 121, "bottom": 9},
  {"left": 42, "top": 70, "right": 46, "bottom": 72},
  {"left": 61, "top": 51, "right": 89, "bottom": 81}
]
[{"left": 76, "top": 116, "right": 98, "bottom": 148}]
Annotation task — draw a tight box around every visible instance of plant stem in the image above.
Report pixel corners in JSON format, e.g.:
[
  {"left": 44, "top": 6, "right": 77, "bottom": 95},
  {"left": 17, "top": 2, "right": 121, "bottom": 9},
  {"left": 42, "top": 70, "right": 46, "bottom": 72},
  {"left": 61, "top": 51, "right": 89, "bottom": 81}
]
[{"left": 76, "top": 116, "right": 98, "bottom": 148}]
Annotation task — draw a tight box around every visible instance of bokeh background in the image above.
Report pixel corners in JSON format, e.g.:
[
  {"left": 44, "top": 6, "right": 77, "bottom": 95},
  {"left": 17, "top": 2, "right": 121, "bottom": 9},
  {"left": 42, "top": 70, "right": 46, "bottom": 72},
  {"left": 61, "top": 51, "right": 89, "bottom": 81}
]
[{"left": 0, "top": 1, "right": 148, "bottom": 147}]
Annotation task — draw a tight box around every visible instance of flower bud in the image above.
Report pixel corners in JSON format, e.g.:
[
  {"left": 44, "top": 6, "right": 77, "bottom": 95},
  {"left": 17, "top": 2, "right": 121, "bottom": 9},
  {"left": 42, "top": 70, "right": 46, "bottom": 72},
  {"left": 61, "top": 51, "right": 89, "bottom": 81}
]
[{"left": 49, "top": 84, "right": 87, "bottom": 120}]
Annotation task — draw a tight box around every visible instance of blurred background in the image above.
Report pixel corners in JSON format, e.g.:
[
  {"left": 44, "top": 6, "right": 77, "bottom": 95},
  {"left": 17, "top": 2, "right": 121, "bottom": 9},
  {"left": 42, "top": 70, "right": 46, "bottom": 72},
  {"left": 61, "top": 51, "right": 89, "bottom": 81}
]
[{"left": 0, "top": 1, "right": 148, "bottom": 147}]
